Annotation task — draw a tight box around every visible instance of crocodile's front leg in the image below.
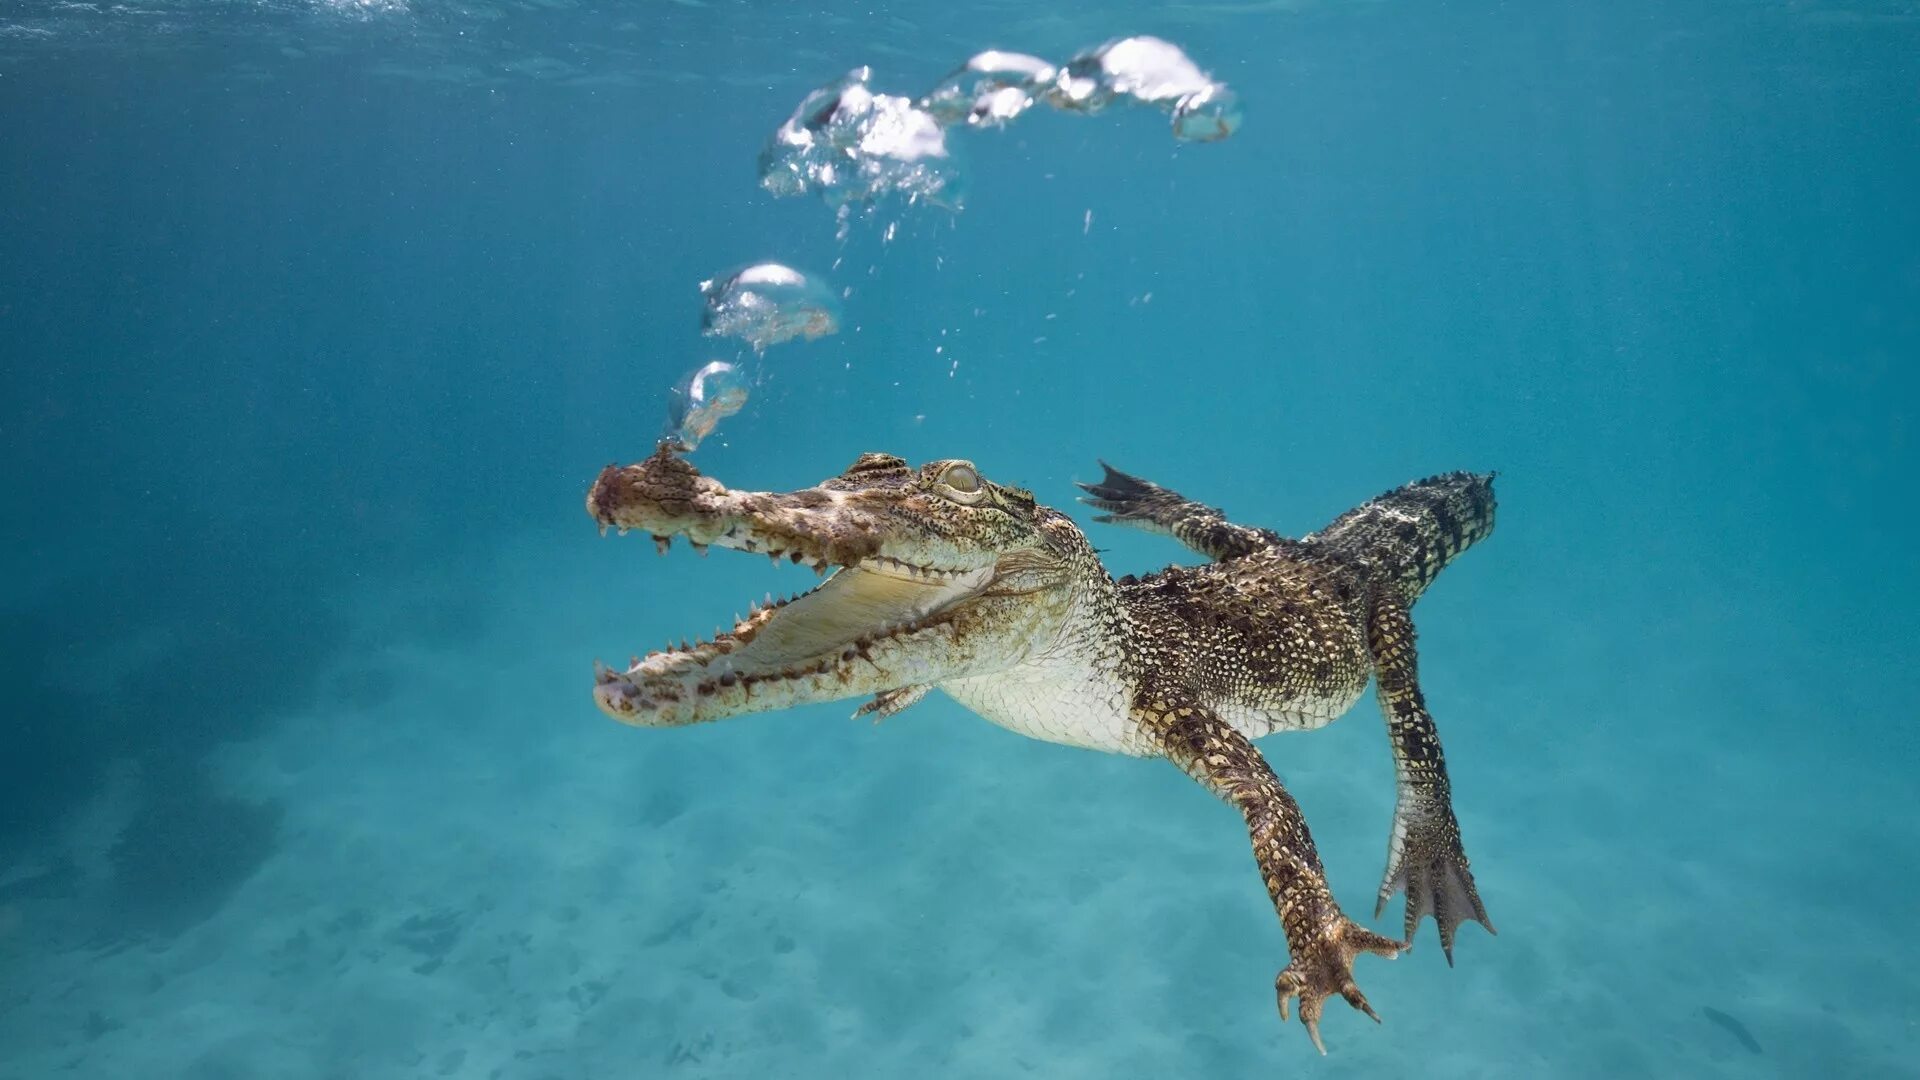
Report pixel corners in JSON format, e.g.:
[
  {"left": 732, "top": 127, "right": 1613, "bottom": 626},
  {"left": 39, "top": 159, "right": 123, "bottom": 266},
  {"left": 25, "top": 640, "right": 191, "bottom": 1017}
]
[
  {"left": 1367, "top": 592, "right": 1494, "bottom": 962},
  {"left": 1136, "top": 692, "right": 1401, "bottom": 1053}
]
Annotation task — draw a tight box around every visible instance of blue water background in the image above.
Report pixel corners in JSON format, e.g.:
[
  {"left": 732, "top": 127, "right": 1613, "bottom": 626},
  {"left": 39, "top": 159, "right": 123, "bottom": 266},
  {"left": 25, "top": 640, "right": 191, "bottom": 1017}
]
[{"left": 2, "top": 1, "right": 1916, "bottom": 1076}]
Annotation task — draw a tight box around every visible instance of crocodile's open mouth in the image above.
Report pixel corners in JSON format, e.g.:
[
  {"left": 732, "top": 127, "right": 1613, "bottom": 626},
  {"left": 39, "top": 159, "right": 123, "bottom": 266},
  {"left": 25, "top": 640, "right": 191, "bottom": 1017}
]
[
  {"left": 584, "top": 447, "right": 1016, "bottom": 726},
  {"left": 593, "top": 545, "right": 995, "bottom": 723}
]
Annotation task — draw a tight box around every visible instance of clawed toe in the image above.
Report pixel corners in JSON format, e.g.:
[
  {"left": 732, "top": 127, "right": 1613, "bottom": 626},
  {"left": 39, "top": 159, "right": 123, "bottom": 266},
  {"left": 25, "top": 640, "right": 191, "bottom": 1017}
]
[
  {"left": 1274, "top": 917, "right": 1402, "bottom": 1054},
  {"left": 1378, "top": 816, "right": 1493, "bottom": 963},
  {"left": 1075, "top": 461, "right": 1170, "bottom": 521},
  {"left": 852, "top": 684, "right": 931, "bottom": 722}
]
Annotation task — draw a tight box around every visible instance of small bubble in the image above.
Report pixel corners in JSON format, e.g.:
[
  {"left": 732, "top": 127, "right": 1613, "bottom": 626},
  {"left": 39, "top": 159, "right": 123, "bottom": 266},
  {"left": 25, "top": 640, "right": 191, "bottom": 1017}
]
[
  {"left": 921, "top": 50, "right": 1055, "bottom": 129},
  {"left": 664, "top": 360, "right": 749, "bottom": 452},
  {"left": 1172, "top": 85, "right": 1243, "bottom": 143}
]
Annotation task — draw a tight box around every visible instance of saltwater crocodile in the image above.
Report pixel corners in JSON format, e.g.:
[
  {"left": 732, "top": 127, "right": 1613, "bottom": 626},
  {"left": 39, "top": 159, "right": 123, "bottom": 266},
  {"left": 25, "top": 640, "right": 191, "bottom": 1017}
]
[{"left": 585, "top": 445, "right": 1497, "bottom": 1052}]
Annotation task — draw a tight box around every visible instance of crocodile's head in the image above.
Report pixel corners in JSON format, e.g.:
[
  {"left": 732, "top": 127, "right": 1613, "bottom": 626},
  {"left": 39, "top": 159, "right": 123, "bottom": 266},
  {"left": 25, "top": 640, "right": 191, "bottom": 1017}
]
[{"left": 585, "top": 445, "right": 1089, "bottom": 726}]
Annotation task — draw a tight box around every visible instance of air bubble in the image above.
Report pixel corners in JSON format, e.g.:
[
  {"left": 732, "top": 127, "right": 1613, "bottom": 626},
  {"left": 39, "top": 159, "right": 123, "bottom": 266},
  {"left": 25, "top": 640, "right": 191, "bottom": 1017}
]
[
  {"left": 757, "top": 68, "right": 963, "bottom": 211},
  {"left": 1171, "top": 84, "right": 1242, "bottom": 143},
  {"left": 1063, "top": 37, "right": 1214, "bottom": 109},
  {"left": 1054, "top": 37, "right": 1242, "bottom": 141},
  {"left": 921, "top": 50, "right": 1056, "bottom": 129},
  {"left": 664, "top": 360, "right": 749, "bottom": 452},
  {"left": 699, "top": 262, "right": 843, "bottom": 351}
]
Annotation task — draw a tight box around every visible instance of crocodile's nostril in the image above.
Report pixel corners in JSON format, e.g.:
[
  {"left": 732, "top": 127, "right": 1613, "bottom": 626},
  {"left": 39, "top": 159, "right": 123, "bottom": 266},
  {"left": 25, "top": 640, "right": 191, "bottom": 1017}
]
[{"left": 594, "top": 681, "right": 642, "bottom": 721}]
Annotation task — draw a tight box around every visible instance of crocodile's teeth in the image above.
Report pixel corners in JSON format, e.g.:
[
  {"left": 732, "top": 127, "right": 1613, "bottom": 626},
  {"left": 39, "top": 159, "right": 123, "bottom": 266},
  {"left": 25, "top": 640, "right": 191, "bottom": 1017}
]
[
  {"left": 692, "top": 542, "right": 709, "bottom": 556},
  {"left": 653, "top": 535, "right": 671, "bottom": 555}
]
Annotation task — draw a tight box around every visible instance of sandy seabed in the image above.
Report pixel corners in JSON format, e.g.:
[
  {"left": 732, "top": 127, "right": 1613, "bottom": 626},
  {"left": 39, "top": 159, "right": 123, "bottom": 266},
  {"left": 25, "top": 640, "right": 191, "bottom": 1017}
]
[{"left": 2, "top": 535, "right": 1914, "bottom": 1080}]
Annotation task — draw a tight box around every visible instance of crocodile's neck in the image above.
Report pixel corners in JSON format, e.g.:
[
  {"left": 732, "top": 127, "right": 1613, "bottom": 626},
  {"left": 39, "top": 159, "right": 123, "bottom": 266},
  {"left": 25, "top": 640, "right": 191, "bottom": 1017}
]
[{"left": 938, "top": 527, "right": 1154, "bottom": 754}]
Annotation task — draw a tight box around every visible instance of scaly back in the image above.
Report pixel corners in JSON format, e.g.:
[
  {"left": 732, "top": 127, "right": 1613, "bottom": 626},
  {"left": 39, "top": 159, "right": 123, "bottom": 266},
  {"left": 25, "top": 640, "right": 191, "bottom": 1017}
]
[{"left": 1304, "top": 472, "right": 1497, "bottom": 600}]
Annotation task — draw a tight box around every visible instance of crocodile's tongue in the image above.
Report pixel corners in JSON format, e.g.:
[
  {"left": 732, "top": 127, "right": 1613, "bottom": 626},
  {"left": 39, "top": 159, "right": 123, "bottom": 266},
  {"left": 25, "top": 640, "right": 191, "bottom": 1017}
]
[{"left": 723, "top": 562, "right": 991, "bottom": 674}]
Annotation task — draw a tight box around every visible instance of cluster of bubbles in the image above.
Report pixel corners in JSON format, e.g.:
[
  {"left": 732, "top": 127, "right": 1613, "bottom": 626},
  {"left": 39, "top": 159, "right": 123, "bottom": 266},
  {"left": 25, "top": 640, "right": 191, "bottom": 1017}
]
[
  {"left": 662, "top": 262, "right": 844, "bottom": 451},
  {"left": 657, "top": 37, "right": 1240, "bottom": 451},
  {"left": 758, "top": 69, "right": 965, "bottom": 212},
  {"left": 759, "top": 36, "right": 1241, "bottom": 214}
]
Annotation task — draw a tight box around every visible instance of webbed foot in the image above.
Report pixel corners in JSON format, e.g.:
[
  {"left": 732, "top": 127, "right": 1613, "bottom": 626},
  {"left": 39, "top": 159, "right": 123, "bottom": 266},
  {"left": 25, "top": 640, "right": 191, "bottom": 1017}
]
[
  {"left": 1075, "top": 461, "right": 1172, "bottom": 525},
  {"left": 1377, "top": 806, "right": 1493, "bottom": 963},
  {"left": 1275, "top": 916, "right": 1403, "bottom": 1054}
]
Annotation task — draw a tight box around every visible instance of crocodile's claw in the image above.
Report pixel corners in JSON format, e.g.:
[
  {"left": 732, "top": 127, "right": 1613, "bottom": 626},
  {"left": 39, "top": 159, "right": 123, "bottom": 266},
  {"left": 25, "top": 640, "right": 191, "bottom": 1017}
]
[
  {"left": 1075, "top": 461, "right": 1171, "bottom": 524},
  {"left": 1377, "top": 805, "right": 1494, "bottom": 964},
  {"left": 1275, "top": 917, "right": 1402, "bottom": 1054},
  {"left": 853, "top": 684, "right": 931, "bottom": 722}
]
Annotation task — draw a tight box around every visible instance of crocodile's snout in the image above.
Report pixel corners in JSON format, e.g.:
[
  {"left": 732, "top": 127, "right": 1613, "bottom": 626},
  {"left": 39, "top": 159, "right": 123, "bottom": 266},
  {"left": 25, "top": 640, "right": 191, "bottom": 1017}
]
[{"left": 586, "top": 445, "right": 717, "bottom": 533}]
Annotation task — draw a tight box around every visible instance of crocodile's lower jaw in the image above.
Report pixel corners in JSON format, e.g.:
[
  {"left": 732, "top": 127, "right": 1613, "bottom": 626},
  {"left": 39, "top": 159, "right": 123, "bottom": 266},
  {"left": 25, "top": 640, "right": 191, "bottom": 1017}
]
[{"left": 594, "top": 559, "right": 994, "bottom": 726}]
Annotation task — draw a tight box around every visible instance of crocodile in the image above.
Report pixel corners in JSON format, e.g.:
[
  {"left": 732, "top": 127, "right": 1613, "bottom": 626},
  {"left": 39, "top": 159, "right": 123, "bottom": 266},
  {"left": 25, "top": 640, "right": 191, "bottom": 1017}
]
[{"left": 585, "top": 445, "right": 1497, "bottom": 1053}]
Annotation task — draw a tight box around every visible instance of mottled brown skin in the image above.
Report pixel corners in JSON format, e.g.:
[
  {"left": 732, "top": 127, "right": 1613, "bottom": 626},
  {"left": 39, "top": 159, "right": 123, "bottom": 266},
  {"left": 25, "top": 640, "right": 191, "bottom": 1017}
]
[
  {"left": 585, "top": 446, "right": 1497, "bottom": 1054},
  {"left": 1084, "top": 464, "right": 1498, "bottom": 966}
]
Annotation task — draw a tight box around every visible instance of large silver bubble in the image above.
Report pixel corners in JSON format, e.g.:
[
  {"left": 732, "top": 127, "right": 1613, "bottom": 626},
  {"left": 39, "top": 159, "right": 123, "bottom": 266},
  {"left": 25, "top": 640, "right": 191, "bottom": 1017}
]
[
  {"left": 1052, "top": 37, "right": 1243, "bottom": 142},
  {"left": 699, "top": 262, "right": 842, "bottom": 351}
]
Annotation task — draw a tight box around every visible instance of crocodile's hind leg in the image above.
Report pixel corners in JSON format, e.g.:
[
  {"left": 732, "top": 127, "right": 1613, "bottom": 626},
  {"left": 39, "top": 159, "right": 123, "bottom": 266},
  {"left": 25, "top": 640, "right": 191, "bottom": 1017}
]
[
  {"left": 1367, "top": 592, "right": 1494, "bottom": 963},
  {"left": 1135, "top": 690, "right": 1401, "bottom": 1053},
  {"left": 1077, "top": 461, "right": 1281, "bottom": 562}
]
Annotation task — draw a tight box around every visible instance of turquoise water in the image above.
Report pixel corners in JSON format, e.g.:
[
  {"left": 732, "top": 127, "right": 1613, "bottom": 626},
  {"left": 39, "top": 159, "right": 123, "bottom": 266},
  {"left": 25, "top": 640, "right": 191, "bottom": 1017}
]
[{"left": 2, "top": 2, "right": 1916, "bottom": 1077}]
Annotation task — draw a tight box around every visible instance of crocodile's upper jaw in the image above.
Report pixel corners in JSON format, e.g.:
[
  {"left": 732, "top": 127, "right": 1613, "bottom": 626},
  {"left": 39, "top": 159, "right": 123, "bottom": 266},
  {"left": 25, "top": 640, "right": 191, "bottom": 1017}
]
[{"left": 587, "top": 446, "right": 1076, "bottom": 727}]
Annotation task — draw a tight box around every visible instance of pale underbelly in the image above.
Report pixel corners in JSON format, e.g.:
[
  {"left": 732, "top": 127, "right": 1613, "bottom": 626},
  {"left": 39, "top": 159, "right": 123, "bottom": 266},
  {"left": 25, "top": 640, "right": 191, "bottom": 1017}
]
[
  {"left": 939, "top": 670, "right": 1154, "bottom": 756},
  {"left": 939, "top": 673, "right": 1368, "bottom": 756},
  {"left": 1217, "top": 685, "right": 1369, "bottom": 738}
]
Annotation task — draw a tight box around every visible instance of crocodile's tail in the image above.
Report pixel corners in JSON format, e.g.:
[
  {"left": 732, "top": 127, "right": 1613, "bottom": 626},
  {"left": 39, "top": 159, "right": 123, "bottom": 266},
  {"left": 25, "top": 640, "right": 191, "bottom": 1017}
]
[{"left": 1306, "top": 472, "right": 1496, "bottom": 598}]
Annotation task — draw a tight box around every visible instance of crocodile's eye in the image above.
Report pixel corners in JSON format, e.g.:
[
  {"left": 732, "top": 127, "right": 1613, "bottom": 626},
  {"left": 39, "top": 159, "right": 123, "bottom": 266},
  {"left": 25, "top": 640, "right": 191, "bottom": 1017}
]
[{"left": 937, "top": 462, "right": 984, "bottom": 500}]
